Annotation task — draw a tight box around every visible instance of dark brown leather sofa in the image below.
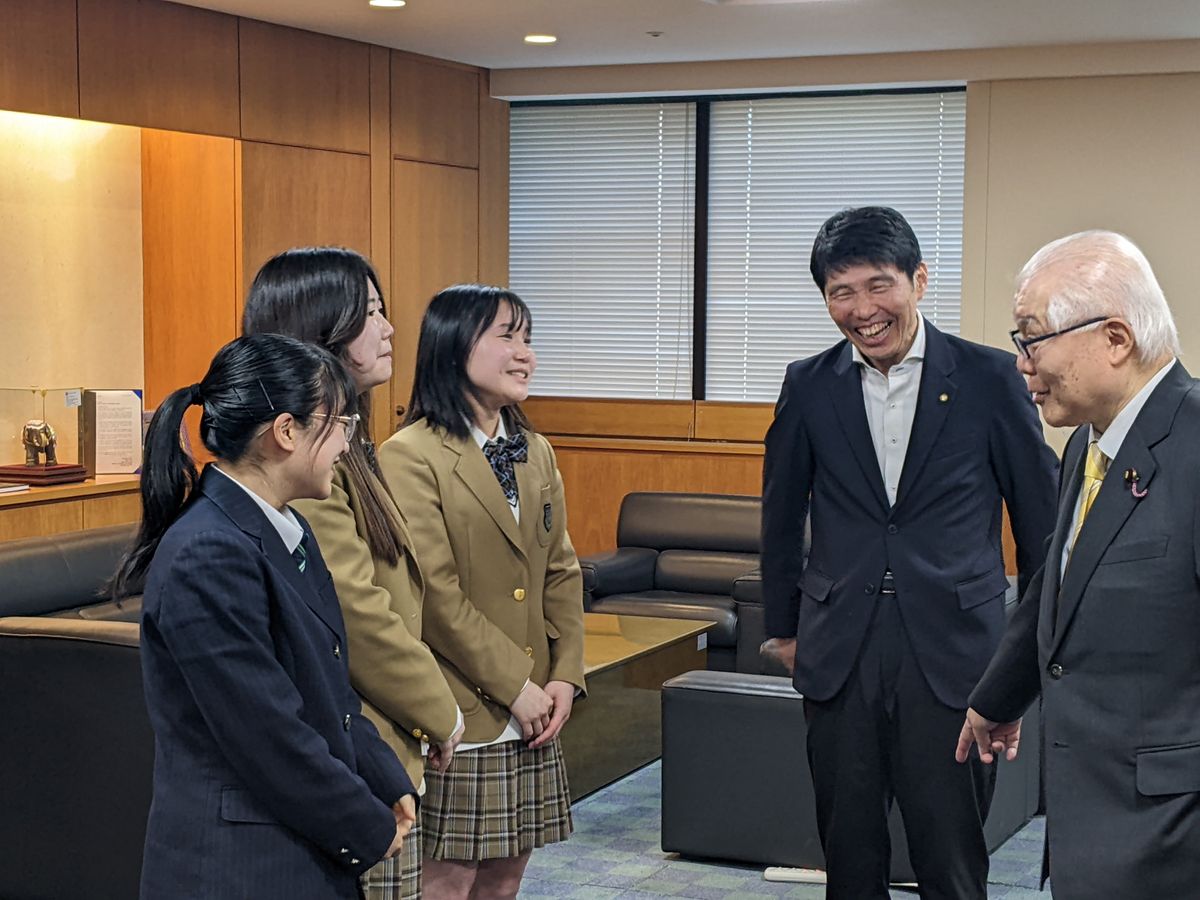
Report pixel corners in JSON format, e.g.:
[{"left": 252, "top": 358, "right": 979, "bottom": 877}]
[{"left": 580, "top": 492, "right": 764, "bottom": 672}]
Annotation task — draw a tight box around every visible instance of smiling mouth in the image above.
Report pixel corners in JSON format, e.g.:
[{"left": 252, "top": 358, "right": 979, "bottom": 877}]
[
  {"left": 856, "top": 321, "right": 892, "bottom": 340},
  {"left": 508, "top": 370, "right": 530, "bottom": 380}
]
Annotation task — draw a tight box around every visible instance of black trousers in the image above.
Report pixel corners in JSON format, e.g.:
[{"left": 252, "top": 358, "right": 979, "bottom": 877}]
[{"left": 804, "top": 593, "right": 995, "bottom": 900}]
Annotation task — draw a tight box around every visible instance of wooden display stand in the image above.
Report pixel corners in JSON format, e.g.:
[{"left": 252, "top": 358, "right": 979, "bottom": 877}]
[{"left": 0, "top": 463, "right": 89, "bottom": 486}]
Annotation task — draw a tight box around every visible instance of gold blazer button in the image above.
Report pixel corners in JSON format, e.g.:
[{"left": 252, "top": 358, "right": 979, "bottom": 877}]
[
  {"left": 411, "top": 728, "right": 424, "bottom": 740},
  {"left": 513, "top": 588, "right": 526, "bottom": 602},
  {"left": 525, "top": 646, "right": 534, "bottom": 657}
]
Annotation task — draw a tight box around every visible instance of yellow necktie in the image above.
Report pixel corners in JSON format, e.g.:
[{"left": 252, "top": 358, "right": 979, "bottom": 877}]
[{"left": 1071, "top": 440, "right": 1108, "bottom": 548}]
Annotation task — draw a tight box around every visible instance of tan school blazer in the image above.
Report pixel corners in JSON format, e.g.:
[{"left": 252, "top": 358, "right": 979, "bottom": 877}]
[
  {"left": 378, "top": 419, "right": 586, "bottom": 743},
  {"left": 293, "top": 462, "right": 459, "bottom": 785}
]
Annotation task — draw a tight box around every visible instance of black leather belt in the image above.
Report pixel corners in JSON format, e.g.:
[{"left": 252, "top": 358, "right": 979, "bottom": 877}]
[{"left": 880, "top": 570, "right": 897, "bottom": 595}]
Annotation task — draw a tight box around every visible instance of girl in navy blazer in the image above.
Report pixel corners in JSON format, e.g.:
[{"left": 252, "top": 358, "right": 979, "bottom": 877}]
[{"left": 110, "top": 334, "right": 418, "bottom": 899}]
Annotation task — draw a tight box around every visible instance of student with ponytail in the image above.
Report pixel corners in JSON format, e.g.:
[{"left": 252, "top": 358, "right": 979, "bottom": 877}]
[
  {"left": 243, "top": 247, "right": 463, "bottom": 900},
  {"left": 114, "top": 333, "right": 418, "bottom": 900}
]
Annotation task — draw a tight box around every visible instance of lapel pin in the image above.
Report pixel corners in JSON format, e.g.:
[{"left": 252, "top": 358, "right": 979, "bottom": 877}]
[
  {"left": 938, "top": 393, "right": 949, "bottom": 403},
  {"left": 1123, "top": 468, "right": 1148, "bottom": 499}
]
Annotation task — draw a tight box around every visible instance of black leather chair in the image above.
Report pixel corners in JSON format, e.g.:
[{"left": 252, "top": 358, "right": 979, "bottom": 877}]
[
  {"left": 0, "top": 524, "right": 141, "bottom": 621},
  {"left": 0, "top": 617, "right": 153, "bottom": 900},
  {"left": 580, "top": 492, "right": 762, "bottom": 672}
]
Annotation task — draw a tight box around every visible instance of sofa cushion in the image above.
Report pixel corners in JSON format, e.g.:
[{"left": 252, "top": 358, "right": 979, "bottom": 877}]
[
  {"left": 617, "top": 493, "right": 760, "bottom": 554},
  {"left": 655, "top": 550, "right": 759, "bottom": 595},
  {"left": 588, "top": 591, "right": 737, "bottom": 647}
]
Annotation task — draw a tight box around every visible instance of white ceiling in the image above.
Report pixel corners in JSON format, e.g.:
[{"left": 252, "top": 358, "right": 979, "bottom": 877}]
[{"left": 169, "top": 0, "right": 1200, "bottom": 71}]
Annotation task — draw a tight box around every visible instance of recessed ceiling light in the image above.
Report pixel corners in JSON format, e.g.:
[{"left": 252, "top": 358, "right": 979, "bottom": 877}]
[
  {"left": 524, "top": 34, "right": 558, "bottom": 44},
  {"left": 369, "top": 0, "right": 406, "bottom": 7}
]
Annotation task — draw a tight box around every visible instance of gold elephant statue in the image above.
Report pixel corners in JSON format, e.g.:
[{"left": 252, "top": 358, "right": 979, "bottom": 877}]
[{"left": 22, "top": 419, "right": 58, "bottom": 466}]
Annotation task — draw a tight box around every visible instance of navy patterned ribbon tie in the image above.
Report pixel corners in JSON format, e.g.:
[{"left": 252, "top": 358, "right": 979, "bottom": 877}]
[
  {"left": 292, "top": 537, "right": 307, "bottom": 573},
  {"left": 482, "top": 432, "right": 529, "bottom": 506}
]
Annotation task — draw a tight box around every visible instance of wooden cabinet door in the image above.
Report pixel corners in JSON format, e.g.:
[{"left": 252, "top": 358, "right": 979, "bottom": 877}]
[
  {"left": 392, "top": 54, "right": 479, "bottom": 169},
  {"left": 391, "top": 159, "right": 479, "bottom": 421},
  {"left": 239, "top": 142, "right": 372, "bottom": 298}
]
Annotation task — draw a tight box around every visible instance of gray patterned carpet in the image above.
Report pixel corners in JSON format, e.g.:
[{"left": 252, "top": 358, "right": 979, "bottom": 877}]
[{"left": 523, "top": 762, "right": 1047, "bottom": 899}]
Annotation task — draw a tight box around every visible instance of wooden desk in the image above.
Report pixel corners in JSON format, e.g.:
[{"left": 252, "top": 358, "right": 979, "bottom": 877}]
[{"left": 562, "top": 612, "right": 713, "bottom": 801}]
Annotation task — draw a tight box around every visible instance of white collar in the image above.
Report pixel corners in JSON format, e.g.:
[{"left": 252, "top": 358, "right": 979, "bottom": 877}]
[
  {"left": 470, "top": 416, "right": 509, "bottom": 450},
  {"left": 211, "top": 465, "right": 305, "bottom": 554},
  {"left": 851, "top": 314, "right": 927, "bottom": 372},
  {"left": 1090, "top": 360, "right": 1177, "bottom": 461}
]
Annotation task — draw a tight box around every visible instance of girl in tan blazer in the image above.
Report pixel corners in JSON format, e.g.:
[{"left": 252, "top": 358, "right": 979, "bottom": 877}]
[
  {"left": 379, "top": 284, "right": 586, "bottom": 900},
  {"left": 243, "top": 248, "right": 464, "bottom": 900}
]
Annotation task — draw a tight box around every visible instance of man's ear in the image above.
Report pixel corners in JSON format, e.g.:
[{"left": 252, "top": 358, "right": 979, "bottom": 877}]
[
  {"left": 1105, "top": 318, "right": 1137, "bottom": 365},
  {"left": 912, "top": 262, "right": 929, "bottom": 300}
]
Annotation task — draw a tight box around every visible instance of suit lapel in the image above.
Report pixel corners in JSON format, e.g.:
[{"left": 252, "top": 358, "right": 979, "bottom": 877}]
[
  {"left": 830, "top": 344, "right": 889, "bottom": 512},
  {"left": 1050, "top": 363, "right": 1192, "bottom": 655},
  {"left": 199, "top": 466, "right": 343, "bottom": 638},
  {"left": 895, "top": 322, "right": 957, "bottom": 508},
  {"left": 446, "top": 432, "right": 528, "bottom": 559},
  {"left": 1039, "top": 432, "right": 1086, "bottom": 649}
]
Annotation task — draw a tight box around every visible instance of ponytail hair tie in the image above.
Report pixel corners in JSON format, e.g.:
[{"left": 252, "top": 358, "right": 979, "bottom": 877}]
[{"left": 187, "top": 383, "right": 204, "bottom": 405}]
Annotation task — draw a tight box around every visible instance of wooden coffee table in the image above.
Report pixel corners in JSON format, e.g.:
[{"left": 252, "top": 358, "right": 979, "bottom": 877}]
[{"left": 560, "top": 612, "right": 714, "bottom": 801}]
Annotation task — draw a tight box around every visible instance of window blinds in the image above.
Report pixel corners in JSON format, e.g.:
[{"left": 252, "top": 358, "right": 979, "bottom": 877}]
[
  {"left": 706, "top": 90, "right": 966, "bottom": 401},
  {"left": 510, "top": 103, "right": 696, "bottom": 399}
]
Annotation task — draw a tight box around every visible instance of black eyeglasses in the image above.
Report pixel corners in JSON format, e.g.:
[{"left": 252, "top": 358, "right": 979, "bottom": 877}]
[{"left": 1009, "top": 316, "right": 1110, "bottom": 360}]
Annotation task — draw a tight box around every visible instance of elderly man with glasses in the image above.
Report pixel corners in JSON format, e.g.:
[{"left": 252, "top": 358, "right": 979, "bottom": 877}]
[{"left": 959, "top": 229, "right": 1200, "bottom": 900}]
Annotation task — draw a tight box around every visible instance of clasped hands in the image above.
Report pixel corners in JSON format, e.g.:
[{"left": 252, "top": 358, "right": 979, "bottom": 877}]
[
  {"left": 511, "top": 679, "right": 575, "bottom": 748},
  {"left": 384, "top": 794, "right": 417, "bottom": 859}
]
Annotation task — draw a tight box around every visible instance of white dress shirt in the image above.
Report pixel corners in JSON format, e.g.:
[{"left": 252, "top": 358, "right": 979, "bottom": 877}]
[
  {"left": 853, "top": 316, "right": 927, "bottom": 507},
  {"left": 1059, "top": 359, "right": 1177, "bottom": 577}
]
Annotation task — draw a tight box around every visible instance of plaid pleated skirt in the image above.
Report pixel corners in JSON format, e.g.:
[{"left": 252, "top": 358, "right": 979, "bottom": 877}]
[
  {"left": 420, "top": 737, "right": 573, "bottom": 861},
  {"left": 361, "top": 819, "right": 422, "bottom": 900}
]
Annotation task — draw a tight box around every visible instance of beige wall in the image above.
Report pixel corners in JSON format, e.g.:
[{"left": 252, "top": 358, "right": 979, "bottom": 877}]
[{"left": 0, "top": 110, "right": 144, "bottom": 464}]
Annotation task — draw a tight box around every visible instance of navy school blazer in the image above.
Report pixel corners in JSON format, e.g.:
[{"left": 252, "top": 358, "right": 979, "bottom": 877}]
[{"left": 138, "top": 465, "right": 414, "bottom": 900}]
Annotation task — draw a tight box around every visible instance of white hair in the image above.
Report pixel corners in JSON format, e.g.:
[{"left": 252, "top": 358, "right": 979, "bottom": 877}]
[{"left": 1015, "top": 230, "right": 1180, "bottom": 363}]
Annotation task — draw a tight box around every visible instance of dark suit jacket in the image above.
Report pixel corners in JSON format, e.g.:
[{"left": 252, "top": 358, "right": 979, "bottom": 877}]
[
  {"left": 138, "top": 465, "right": 415, "bottom": 900},
  {"left": 763, "top": 320, "right": 1058, "bottom": 709},
  {"left": 971, "top": 361, "right": 1200, "bottom": 900}
]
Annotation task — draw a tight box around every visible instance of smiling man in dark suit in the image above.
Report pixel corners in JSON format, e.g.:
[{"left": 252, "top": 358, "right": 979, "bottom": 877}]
[
  {"left": 959, "top": 230, "right": 1200, "bottom": 900},
  {"left": 761, "top": 206, "right": 1058, "bottom": 899}
]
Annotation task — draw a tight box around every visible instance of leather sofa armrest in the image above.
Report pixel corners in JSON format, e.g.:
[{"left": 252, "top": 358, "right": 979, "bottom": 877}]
[
  {"left": 732, "top": 569, "right": 762, "bottom": 606},
  {"left": 579, "top": 547, "right": 658, "bottom": 601}
]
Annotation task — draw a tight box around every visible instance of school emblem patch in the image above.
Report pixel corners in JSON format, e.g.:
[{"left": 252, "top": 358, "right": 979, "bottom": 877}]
[{"left": 543, "top": 503, "right": 553, "bottom": 532}]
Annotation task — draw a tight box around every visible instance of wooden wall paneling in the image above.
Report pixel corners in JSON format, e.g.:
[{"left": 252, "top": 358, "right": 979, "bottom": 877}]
[
  {"left": 524, "top": 398, "right": 694, "bottom": 439},
  {"left": 694, "top": 401, "right": 774, "bottom": 442},
  {"left": 368, "top": 44, "right": 394, "bottom": 442},
  {"left": 78, "top": 0, "right": 239, "bottom": 136},
  {"left": 239, "top": 20, "right": 371, "bottom": 154},
  {"left": 391, "top": 53, "right": 479, "bottom": 168},
  {"left": 0, "top": 500, "right": 83, "bottom": 541},
  {"left": 477, "top": 71, "right": 509, "bottom": 285},
  {"left": 391, "top": 159, "right": 479, "bottom": 414},
  {"left": 0, "top": 0, "right": 79, "bottom": 117},
  {"left": 141, "top": 129, "right": 239, "bottom": 457},
  {"left": 240, "top": 142, "right": 372, "bottom": 296},
  {"left": 551, "top": 442, "right": 764, "bottom": 557},
  {"left": 82, "top": 492, "right": 142, "bottom": 529}
]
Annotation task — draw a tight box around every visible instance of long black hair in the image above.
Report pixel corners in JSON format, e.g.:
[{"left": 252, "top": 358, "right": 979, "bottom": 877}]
[
  {"left": 242, "top": 246, "right": 406, "bottom": 565},
  {"left": 405, "top": 284, "right": 533, "bottom": 441},
  {"left": 109, "top": 333, "right": 356, "bottom": 597}
]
